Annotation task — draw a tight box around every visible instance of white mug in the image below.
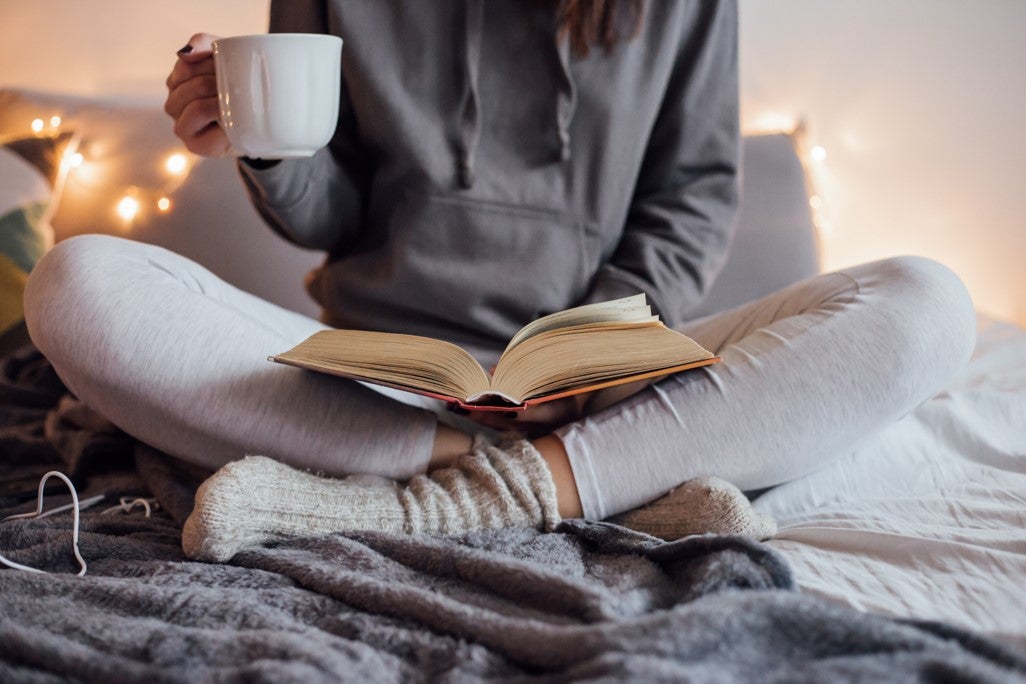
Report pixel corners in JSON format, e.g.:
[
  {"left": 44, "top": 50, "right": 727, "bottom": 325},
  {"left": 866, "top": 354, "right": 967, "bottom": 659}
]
[{"left": 212, "top": 33, "right": 343, "bottom": 159}]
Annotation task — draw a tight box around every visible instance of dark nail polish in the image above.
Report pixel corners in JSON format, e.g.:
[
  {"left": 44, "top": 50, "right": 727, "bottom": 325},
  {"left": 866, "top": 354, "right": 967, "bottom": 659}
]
[{"left": 177, "top": 44, "right": 193, "bottom": 56}]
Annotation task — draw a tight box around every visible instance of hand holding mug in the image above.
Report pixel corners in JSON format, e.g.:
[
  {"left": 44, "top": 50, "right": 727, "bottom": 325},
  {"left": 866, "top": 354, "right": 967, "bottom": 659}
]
[
  {"left": 165, "top": 33, "right": 230, "bottom": 157},
  {"left": 165, "top": 32, "right": 343, "bottom": 159}
]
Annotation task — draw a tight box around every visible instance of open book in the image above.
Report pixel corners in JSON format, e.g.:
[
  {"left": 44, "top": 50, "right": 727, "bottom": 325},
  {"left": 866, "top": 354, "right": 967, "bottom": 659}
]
[{"left": 270, "top": 294, "right": 720, "bottom": 411}]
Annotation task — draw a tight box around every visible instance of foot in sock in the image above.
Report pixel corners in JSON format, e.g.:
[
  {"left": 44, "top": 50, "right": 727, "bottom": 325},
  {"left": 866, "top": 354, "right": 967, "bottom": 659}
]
[
  {"left": 607, "top": 476, "right": 776, "bottom": 541},
  {"left": 182, "top": 438, "right": 561, "bottom": 562}
]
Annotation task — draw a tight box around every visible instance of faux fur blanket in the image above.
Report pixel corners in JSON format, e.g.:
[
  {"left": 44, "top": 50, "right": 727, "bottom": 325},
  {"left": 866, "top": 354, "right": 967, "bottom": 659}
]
[{"left": 2, "top": 347, "right": 1025, "bottom": 682}]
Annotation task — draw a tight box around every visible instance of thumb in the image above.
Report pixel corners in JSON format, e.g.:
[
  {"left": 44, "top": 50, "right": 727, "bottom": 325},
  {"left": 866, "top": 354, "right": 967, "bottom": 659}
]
[{"left": 176, "top": 32, "right": 221, "bottom": 62}]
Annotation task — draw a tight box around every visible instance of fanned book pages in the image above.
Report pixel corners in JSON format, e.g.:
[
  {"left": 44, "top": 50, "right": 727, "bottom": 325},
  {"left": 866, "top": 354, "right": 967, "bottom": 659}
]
[{"left": 270, "top": 294, "right": 720, "bottom": 411}]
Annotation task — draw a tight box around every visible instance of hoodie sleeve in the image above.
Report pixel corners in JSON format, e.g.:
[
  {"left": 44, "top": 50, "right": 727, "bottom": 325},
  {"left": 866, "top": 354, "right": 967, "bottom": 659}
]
[
  {"left": 581, "top": 0, "right": 740, "bottom": 327},
  {"left": 237, "top": 0, "right": 365, "bottom": 253}
]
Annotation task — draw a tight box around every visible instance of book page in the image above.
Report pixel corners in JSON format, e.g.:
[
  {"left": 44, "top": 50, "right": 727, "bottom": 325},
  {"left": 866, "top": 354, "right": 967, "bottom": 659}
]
[
  {"left": 269, "top": 294, "right": 708, "bottom": 410},
  {"left": 503, "top": 293, "right": 656, "bottom": 352},
  {"left": 493, "top": 321, "right": 714, "bottom": 402},
  {"left": 271, "top": 330, "right": 491, "bottom": 401}
]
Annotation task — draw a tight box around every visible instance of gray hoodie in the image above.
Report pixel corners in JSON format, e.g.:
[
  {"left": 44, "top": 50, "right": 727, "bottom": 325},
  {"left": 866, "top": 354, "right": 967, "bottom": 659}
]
[{"left": 240, "top": 0, "right": 739, "bottom": 365}]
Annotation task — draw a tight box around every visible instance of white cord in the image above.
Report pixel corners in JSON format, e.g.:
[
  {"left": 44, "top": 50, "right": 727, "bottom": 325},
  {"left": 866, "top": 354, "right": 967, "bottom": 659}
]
[
  {"left": 101, "top": 497, "right": 159, "bottom": 517},
  {"left": 0, "top": 471, "right": 98, "bottom": 576}
]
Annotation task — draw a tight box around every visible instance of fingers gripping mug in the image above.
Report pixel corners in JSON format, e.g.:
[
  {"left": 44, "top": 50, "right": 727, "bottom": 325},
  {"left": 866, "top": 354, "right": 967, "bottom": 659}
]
[{"left": 212, "top": 33, "right": 343, "bottom": 159}]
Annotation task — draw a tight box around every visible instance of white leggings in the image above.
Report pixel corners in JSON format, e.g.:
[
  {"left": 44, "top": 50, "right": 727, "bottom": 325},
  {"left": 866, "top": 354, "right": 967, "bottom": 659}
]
[{"left": 25, "top": 235, "right": 976, "bottom": 520}]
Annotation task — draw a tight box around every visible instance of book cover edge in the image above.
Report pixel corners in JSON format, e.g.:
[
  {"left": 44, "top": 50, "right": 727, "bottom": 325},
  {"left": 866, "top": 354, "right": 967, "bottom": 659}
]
[{"left": 271, "top": 354, "right": 721, "bottom": 412}]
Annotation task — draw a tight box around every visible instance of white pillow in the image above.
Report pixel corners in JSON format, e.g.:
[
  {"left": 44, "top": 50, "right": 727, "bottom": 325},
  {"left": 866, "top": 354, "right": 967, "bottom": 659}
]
[{"left": 683, "top": 133, "right": 821, "bottom": 319}]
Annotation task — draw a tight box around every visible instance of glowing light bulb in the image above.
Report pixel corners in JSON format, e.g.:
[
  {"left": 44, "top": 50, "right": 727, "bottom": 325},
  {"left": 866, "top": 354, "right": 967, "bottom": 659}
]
[
  {"left": 811, "top": 145, "right": 827, "bottom": 162},
  {"left": 31, "top": 119, "right": 44, "bottom": 133},
  {"left": 50, "top": 115, "right": 62, "bottom": 128},
  {"left": 67, "top": 152, "right": 84, "bottom": 168},
  {"left": 116, "top": 195, "right": 140, "bottom": 221},
  {"left": 165, "top": 153, "right": 188, "bottom": 175},
  {"left": 749, "top": 112, "right": 798, "bottom": 134},
  {"left": 157, "top": 197, "right": 172, "bottom": 212}
]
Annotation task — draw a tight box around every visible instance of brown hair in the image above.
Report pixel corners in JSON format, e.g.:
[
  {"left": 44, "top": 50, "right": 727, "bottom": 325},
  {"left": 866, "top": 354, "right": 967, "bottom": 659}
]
[{"left": 557, "top": 0, "right": 646, "bottom": 57}]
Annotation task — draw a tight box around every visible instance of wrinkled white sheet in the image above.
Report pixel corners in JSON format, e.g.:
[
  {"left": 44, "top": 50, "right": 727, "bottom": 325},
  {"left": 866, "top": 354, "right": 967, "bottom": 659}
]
[{"left": 759, "top": 316, "right": 1026, "bottom": 648}]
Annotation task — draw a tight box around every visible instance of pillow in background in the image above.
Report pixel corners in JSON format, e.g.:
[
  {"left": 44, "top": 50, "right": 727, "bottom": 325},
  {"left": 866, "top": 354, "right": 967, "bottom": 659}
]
[
  {"left": 0, "top": 88, "right": 322, "bottom": 318},
  {"left": 0, "top": 132, "right": 75, "bottom": 354},
  {"left": 0, "top": 89, "right": 181, "bottom": 241},
  {"left": 680, "top": 132, "right": 822, "bottom": 320}
]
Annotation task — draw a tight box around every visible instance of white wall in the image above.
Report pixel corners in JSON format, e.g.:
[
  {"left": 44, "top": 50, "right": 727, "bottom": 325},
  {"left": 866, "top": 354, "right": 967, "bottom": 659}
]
[
  {"left": 1, "top": 1, "right": 268, "bottom": 99},
  {"left": 740, "top": 0, "right": 1026, "bottom": 326},
  {"left": 3, "top": 0, "right": 1024, "bottom": 325}
]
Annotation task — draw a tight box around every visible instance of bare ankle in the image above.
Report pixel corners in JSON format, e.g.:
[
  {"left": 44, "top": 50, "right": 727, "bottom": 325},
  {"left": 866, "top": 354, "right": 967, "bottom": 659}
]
[
  {"left": 429, "top": 427, "right": 583, "bottom": 520},
  {"left": 428, "top": 423, "right": 474, "bottom": 471},
  {"left": 532, "top": 435, "right": 584, "bottom": 519}
]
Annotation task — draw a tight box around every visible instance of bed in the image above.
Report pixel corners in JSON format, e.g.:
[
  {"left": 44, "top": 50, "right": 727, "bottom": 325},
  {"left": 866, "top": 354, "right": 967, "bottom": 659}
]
[
  {"left": 762, "top": 314, "right": 1026, "bottom": 648},
  {"left": 1, "top": 89, "right": 1025, "bottom": 680}
]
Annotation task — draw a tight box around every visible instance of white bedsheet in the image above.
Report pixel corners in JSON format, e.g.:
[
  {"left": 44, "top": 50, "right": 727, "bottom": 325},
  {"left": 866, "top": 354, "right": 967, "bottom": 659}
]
[{"left": 758, "top": 315, "right": 1026, "bottom": 648}]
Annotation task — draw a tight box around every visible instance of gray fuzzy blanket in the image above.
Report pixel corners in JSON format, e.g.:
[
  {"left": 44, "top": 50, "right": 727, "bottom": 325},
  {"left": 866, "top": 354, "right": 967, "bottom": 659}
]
[{"left": 2, "top": 347, "right": 1025, "bottom": 683}]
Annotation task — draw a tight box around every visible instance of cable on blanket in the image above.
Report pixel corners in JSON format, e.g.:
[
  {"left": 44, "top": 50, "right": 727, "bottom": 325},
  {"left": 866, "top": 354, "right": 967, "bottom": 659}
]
[
  {"left": 0, "top": 471, "right": 102, "bottom": 576},
  {"left": 102, "top": 496, "right": 159, "bottom": 517}
]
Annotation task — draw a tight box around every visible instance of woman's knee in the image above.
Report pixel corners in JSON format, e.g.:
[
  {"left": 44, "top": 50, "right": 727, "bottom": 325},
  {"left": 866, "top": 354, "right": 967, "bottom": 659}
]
[
  {"left": 24, "top": 234, "right": 137, "bottom": 362},
  {"left": 851, "top": 255, "right": 976, "bottom": 383}
]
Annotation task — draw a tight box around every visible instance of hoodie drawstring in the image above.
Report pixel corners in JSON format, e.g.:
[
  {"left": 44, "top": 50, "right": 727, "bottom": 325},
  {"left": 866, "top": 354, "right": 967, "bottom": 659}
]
[
  {"left": 554, "top": 31, "right": 578, "bottom": 163},
  {"left": 457, "top": 1, "right": 577, "bottom": 189},
  {"left": 458, "top": 0, "right": 483, "bottom": 189}
]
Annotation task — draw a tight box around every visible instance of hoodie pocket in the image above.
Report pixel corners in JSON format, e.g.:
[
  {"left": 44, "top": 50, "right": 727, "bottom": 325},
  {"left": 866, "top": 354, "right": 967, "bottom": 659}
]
[{"left": 318, "top": 190, "right": 596, "bottom": 347}]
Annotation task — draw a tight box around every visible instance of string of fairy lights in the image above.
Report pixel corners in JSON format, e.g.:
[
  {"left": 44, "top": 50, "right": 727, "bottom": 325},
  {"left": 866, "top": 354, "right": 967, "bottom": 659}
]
[
  {"left": 747, "top": 111, "right": 835, "bottom": 239},
  {"left": 29, "top": 114, "right": 194, "bottom": 225},
  {"left": 26, "top": 111, "right": 834, "bottom": 236}
]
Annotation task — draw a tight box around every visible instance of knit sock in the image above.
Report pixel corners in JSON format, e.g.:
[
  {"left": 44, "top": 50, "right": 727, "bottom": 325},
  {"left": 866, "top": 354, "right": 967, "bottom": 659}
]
[
  {"left": 607, "top": 476, "right": 777, "bottom": 541},
  {"left": 182, "top": 438, "right": 561, "bottom": 562}
]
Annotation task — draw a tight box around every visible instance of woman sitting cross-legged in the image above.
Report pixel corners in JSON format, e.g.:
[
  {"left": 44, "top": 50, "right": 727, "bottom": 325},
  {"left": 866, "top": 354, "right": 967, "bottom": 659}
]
[{"left": 24, "top": 0, "right": 975, "bottom": 561}]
